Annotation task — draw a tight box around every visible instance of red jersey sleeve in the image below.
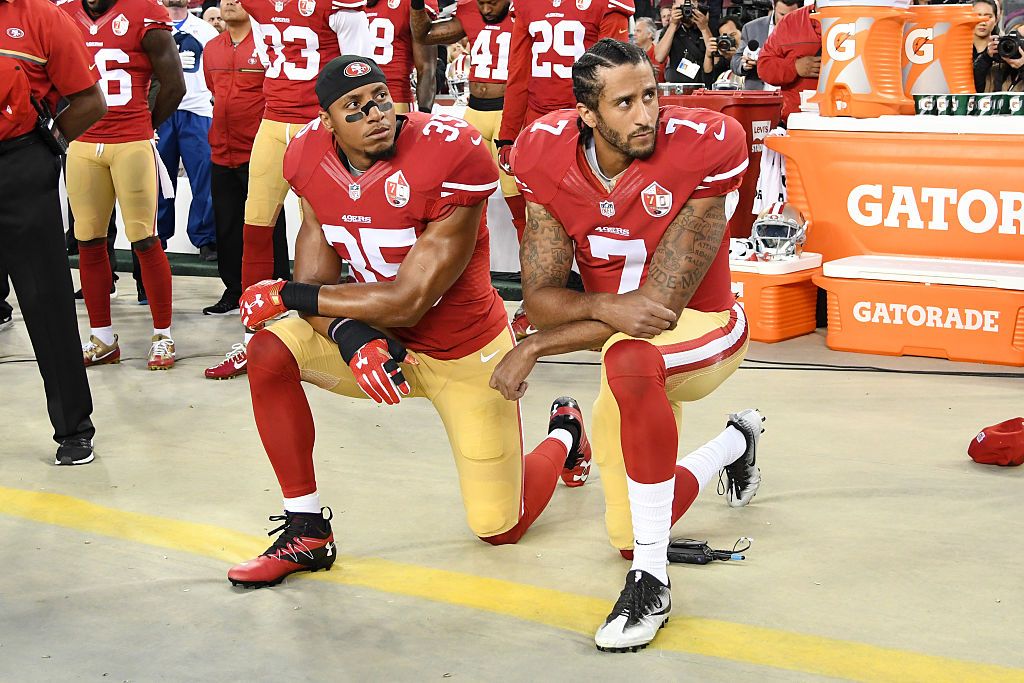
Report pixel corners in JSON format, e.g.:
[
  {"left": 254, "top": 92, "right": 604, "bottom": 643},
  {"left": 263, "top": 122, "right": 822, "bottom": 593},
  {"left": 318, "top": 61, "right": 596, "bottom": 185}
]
[
  {"left": 599, "top": 0, "right": 633, "bottom": 40},
  {"left": 497, "top": 9, "right": 530, "bottom": 141},
  {"left": 691, "top": 113, "right": 748, "bottom": 199},
  {"left": 509, "top": 110, "right": 576, "bottom": 206},
  {"left": 138, "top": 0, "right": 172, "bottom": 36},
  {"left": 282, "top": 119, "right": 330, "bottom": 196},
  {"left": 425, "top": 129, "right": 499, "bottom": 221},
  {"left": 46, "top": 8, "right": 100, "bottom": 98}
]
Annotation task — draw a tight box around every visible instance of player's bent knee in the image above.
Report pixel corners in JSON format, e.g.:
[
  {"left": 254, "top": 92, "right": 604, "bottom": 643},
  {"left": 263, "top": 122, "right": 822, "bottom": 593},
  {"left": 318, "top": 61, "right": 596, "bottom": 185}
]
[
  {"left": 603, "top": 339, "right": 665, "bottom": 383},
  {"left": 131, "top": 236, "right": 160, "bottom": 251},
  {"left": 246, "top": 329, "right": 298, "bottom": 377},
  {"left": 478, "top": 522, "right": 526, "bottom": 546},
  {"left": 467, "top": 506, "right": 518, "bottom": 541}
]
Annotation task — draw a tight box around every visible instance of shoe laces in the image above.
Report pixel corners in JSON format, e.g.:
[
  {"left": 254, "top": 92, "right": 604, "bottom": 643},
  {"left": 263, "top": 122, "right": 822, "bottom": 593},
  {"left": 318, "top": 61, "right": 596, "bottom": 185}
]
[
  {"left": 151, "top": 338, "right": 174, "bottom": 357},
  {"left": 609, "top": 571, "right": 662, "bottom": 624},
  {"left": 262, "top": 512, "right": 326, "bottom": 558},
  {"left": 224, "top": 343, "right": 246, "bottom": 361},
  {"left": 83, "top": 340, "right": 99, "bottom": 354}
]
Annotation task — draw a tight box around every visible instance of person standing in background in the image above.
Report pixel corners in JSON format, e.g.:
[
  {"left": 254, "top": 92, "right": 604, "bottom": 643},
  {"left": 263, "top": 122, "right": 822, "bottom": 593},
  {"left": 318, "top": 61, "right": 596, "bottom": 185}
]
[
  {"left": 758, "top": 2, "right": 820, "bottom": 124},
  {"left": 730, "top": 0, "right": 800, "bottom": 91},
  {"left": 203, "top": 4, "right": 224, "bottom": 31},
  {"left": 201, "top": 0, "right": 289, "bottom": 332},
  {"left": 1, "top": 0, "right": 107, "bottom": 463},
  {"left": 157, "top": 0, "right": 220, "bottom": 261},
  {"left": 635, "top": 17, "right": 666, "bottom": 82}
]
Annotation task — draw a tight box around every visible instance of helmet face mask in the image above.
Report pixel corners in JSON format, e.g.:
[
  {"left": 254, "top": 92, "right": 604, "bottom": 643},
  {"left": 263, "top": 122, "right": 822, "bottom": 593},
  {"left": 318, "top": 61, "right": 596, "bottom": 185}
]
[{"left": 750, "top": 204, "right": 808, "bottom": 261}]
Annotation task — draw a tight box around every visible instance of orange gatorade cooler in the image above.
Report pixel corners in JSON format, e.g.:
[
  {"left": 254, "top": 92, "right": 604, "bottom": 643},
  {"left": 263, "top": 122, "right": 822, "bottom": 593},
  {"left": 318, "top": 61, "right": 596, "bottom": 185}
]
[
  {"left": 900, "top": 4, "right": 981, "bottom": 113},
  {"left": 812, "top": 0, "right": 912, "bottom": 118},
  {"left": 730, "top": 253, "right": 822, "bottom": 343},
  {"left": 814, "top": 255, "right": 1024, "bottom": 366}
]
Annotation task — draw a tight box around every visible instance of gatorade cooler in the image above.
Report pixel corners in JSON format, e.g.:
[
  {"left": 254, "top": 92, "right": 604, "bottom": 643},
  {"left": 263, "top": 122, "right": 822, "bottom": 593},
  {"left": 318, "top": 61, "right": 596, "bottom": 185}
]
[
  {"left": 900, "top": 4, "right": 981, "bottom": 113},
  {"left": 660, "top": 90, "right": 783, "bottom": 237},
  {"left": 730, "top": 252, "right": 822, "bottom": 342},
  {"left": 812, "top": 0, "right": 912, "bottom": 118},
  {"left": 814, "top": 255, "right": 1024, "bottom": 366}
]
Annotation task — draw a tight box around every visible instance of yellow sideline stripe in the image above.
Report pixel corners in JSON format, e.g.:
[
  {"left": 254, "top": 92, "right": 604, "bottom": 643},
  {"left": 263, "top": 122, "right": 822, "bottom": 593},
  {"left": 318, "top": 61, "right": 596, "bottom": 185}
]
[{"left": 2, "top": 485, "right": 1021, "bottom": 683}]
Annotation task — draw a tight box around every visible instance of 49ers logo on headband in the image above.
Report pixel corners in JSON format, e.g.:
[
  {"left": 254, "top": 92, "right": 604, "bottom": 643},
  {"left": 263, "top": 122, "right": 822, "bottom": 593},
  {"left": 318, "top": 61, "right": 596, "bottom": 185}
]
[
  {"left": 344, "top": 61, "right": 372, "bottom": 77},
  {"left": 385, "top": 170, "right": 410, "bottom": 208},
  {"left": 298, "top": 0, "right": 316, "bottom": 16},
  {"left": 641, "top": 182, "right": 672, "bottom": 218}
]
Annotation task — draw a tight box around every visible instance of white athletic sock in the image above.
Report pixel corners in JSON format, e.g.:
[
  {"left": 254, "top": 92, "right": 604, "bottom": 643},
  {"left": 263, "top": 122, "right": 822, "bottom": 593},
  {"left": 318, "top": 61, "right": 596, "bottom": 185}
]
[
  {"left": 547, "top": 428, "right": 573, "bottom": 455},
  {"left": 627, "top": 476, "right": 674, "bottom": 585},
  {"left": 152, "top": 327, "right": 171, "bottom": 339},
  {"left": 244, "top": 331, "right": 254, "bottom": 345},
  {"left": 677, "top": 426, "right": 747, "bottom": 491},
  {"left": 283, "top": 491, "right": 321, "bottom": 514},
  {"left": 91, "top": 326, "right": 115, "bottom": 346}
]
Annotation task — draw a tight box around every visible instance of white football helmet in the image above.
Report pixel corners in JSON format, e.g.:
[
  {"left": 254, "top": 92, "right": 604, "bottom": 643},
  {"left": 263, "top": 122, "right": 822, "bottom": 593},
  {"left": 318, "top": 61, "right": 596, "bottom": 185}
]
[
  {"left": 750, "top": 203, "right": 808, "bottom": 261},
  {"left": 729, "top": 238, "right": 755, "bottom": 260},
  {"left": 446, "top": 54, "right": 470, "bottom": 106}
]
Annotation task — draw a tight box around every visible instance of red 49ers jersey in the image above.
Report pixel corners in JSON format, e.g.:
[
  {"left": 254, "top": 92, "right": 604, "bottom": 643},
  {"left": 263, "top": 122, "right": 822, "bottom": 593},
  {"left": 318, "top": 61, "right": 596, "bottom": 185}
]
[
  {"left": 512, "top": 106, "right": 748, "bottom": 313},
  {"left": 243, "top": 0, "right": 367, "bottom": 123},
  {"left": 59, "top": 0, "right": 171, "bottom": 143},
  {"left": 497, "top": 0, "right": 632, "bottom": 140},
  {"left": 365, "top": 0, "right": 436, "bottom": 103},
  {"left": 455, "top": 0, "right": 513, "bottom": 85},
  {"left": 283, "top": 113, "right": 508, "bottom": 359}
]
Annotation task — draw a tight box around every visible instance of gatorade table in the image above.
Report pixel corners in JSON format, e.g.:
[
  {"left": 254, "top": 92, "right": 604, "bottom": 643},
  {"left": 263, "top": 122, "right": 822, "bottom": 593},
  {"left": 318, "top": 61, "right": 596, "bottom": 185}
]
[{"left": 767, "top": 113, "right": 1024, "bottom": 366}]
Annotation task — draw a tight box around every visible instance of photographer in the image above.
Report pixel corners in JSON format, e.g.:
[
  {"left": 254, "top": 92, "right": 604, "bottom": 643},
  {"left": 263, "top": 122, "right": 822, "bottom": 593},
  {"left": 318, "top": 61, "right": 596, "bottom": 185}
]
[
  {"left": 705, "top": 17, "right": 743, "bottom": 86},
  {"left": 972, "top": 0, "right": 997, "bottom": 60},
  {"left": 654, "top": 0, "right": 711, "bottom": 83},
  {"left": 731, "top": 0, "right": 801, "bottom": 90},
  {"left": 975, "top": 25, "right": 1024, "bottom": 92}
]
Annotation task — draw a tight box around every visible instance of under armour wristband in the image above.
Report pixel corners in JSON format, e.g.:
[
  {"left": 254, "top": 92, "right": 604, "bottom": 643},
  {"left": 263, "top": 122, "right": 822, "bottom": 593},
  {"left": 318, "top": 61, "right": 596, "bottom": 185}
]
[
  {"left": 328, "top": 318, "right": 408, "bottom": 363},
  {"left": 279, "top": 282, "right": 321, "bottom": 315},
  {"left": 410, "top": 0, "right": 424, "bottom": 9}
]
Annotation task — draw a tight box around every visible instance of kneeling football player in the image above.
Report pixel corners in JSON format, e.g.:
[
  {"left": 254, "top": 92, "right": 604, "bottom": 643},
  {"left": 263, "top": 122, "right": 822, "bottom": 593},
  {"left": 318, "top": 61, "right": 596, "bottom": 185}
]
[
  {"left": 227, "top": 56, "right": 591, "bottom": 588},
  {"left": 489, "top": 39, "right": 766, "bottom": 652}
]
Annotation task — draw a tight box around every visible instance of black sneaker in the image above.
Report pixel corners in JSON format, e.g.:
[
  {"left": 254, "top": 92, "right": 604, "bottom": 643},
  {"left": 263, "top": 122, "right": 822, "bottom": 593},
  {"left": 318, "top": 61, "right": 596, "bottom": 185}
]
[
  {"left": 55, "top": 437, "right": 95, "bottom": 466},
  {"left": 137, "top": 283, "right": 148, "bottom": 306},
  {"left": 75, "top": 283, "right": 117, "bottom": 301},
  {"left": 199, "top": 245, "right": 218, "bottom": 262},
  {"left": 0, "top": 311, "right": 12, "bottom": 333},
  {"left": 549, "top": 397, "right": 592, "bottom": 487},
  {"left": 203, "top": 294, "right": 239, "bottom": 316},
  {"left": 228, "top": 509, "right": 337, "bottom": 588},
  {"left": 595, "top": 570, "right": 672, "bottom": 652}
]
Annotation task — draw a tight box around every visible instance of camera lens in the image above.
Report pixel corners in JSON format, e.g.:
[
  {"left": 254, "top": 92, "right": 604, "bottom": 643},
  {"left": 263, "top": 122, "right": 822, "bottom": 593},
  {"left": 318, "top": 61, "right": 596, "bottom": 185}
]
[{"left": 998, "top": 34, "right": 1023, "bottom": 60}]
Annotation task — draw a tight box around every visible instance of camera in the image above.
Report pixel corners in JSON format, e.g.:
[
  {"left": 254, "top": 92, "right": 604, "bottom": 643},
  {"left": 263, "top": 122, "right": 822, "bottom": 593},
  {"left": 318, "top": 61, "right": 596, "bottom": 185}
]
[
  {"left": 998, "top": 33, "right": 1023, "bottom": 61},
  {"left": 680, "top": 0, "right": 710, "bottom": 21},
  {"left": 717, "top": 35, "right": 737, "bottom": 53}
]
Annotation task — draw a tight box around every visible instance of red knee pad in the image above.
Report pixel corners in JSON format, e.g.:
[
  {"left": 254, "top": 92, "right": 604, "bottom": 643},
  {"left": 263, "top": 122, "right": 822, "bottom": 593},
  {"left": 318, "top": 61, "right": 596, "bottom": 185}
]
[
  {"left": 604, "top": 339, "right": 666, "bottom": 386},
  {"left": 246, "top": 330, "right": 299, "bottom": 380}
]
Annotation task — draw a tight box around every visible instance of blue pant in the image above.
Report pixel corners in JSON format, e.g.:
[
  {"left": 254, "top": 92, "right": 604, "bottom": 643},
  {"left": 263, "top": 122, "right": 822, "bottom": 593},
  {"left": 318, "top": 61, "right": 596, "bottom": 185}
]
[{"left": 157, "top": 110, "right": 216, "bottom": 248}]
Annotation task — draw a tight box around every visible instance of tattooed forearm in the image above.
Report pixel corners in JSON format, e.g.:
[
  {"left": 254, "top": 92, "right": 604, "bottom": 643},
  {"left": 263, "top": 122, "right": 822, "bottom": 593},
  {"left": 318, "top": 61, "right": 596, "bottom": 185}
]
[
  {"left": 520, "top": 201, "right": 573, "bottom": 294},
  {"left": 641, "top": 196, "right": 728, "bottom": 314}
]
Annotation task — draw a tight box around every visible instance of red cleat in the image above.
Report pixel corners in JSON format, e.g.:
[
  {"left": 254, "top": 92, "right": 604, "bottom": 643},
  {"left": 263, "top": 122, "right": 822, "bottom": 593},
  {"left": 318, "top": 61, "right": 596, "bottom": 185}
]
[
  {"left": 228, "top": 509, "right": 337, "bottom": 588},
  {"left": 549, "top": 396, "right": 592, "bottom": 487},
  {"left": 510, "top": 305, "right": 538, "bottom": 341},
  {"left": 205, "top": 343, "right": 247, "bottom": 380}
]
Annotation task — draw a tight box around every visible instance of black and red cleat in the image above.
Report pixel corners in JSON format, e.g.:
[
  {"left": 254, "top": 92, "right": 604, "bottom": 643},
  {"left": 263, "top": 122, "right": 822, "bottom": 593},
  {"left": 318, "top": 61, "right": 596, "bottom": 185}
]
[
  {"left": 228, "top": 508, "right": 337, "bottom": 588},
  {"left": 550, "top": 396, "right": 592, "bottom": 487}
]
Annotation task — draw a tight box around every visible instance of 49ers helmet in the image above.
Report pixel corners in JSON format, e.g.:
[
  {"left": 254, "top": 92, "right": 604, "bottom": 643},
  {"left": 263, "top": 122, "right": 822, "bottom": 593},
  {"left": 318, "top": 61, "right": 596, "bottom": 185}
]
[{"left": 750, "top": 203, "right": 808, "bottom": 261}]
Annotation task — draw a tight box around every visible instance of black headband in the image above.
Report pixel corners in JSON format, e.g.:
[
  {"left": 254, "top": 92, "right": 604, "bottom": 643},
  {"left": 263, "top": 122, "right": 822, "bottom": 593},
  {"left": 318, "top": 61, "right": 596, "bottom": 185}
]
[{"left": 316, "top": 55, "right": 389, "bottom": 111}]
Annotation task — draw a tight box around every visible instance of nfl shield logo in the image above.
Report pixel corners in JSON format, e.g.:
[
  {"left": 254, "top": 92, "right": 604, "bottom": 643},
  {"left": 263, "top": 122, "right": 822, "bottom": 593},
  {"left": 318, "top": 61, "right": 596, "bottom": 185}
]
[
  {"left": 298, "top": 0, "right": 315, "bottom": 15},
  {"left": 274, "top": 0, "right": 284, "bottom": 11},
  {"left": 112, "top": 14, "right": 129, "bottom": 36},
  {"left": 599, "top": 200, "right": 615, "bottom": 217},
  {"left": 385, "top": 170, "right": 410, "bottom": 207},
  {"left": 348, "top": 183, "right": 361, "bottom": 200},
  {"left": 640, "top": 182, "right": 672, "bottom": 218}
]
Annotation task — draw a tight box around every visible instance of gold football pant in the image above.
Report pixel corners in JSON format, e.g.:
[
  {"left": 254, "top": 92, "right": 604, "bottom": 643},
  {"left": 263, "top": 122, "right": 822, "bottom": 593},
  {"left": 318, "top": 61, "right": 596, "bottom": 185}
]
[
  {"left": 243, "top": 119, "right": 307, "bottom": 227},
  {"left": 66, "top": 140, "right": 159, "bottom": 242},
  {"left": 462, "top": 105, "right": 519, "bottom": 198},
  {"left": 267, "top": 317, "right": 525, "bottom": 537},
  {"left": 593, "top": 304, "right": 749, "bottom": 550}
]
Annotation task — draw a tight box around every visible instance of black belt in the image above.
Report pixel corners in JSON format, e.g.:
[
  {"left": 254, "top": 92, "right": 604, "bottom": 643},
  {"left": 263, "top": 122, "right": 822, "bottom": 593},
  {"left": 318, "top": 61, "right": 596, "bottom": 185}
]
[
  {"left": 468, "top": 94, "right": 504, "bottom": 112},
  {"left": 0, "top": 132, "right": 39, "bottom": 156}
]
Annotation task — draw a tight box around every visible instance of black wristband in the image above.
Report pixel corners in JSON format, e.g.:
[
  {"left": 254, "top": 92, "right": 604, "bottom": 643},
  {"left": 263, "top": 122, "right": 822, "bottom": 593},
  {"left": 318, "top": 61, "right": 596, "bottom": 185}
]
[
  {"left": 410, "top": 0, "right": 424, "bottom": 10},
  {"left": 494, "top": 139, "right": 513, "bottom": 149},
  {"left": 279, "top": 282, "right": 321, "bottom": 315},
  {"left": 328, "top": 318, "right": 408, "bottom": 364}
]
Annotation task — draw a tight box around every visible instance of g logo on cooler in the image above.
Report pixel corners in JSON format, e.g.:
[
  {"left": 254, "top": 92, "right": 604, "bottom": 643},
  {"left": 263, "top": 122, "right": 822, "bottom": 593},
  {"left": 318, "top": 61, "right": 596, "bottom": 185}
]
[
  {"left": 826, "top": 23, "right": 856, "bottom": 62},
  {"left": 905, "top": 27, "right": 934, "bottom": 65},
  {"left": 344, "top": 61, "right": 372, "bottom": 77}
]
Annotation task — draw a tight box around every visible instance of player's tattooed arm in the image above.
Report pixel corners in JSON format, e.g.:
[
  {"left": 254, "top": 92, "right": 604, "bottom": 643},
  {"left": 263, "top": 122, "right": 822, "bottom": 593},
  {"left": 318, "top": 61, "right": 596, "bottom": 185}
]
[
  {"left": 639, "top": 194, "right": 729, "bottom": 317},
  {"left": 410, "top": 9, "right": 466, "bottom": 45},
  {"left": 142, "top": 29, "right": 185, "bottom": 130},
  {"left": 413, "top": 40, "right": 437, "bottom": 111}
]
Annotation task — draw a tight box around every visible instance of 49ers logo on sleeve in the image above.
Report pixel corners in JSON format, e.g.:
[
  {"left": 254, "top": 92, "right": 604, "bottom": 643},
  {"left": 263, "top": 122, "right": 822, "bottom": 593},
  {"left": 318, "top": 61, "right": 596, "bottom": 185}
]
[
  {"left": 112, "top": 13, "right": 130, "bottom": 36},
  {"left": 385, "top": 170, "right": 410, "bottom": 207},
  {"left": 641, "top": 182, "right": 672, "bottom": 218},
  {"left": 298, "top": 0, "right": 316, "bottom": 16},
  {"left": 387, "top": 0, "right": 400, "bottom": 8},
  {"left": 345, "top": 61, "right": 372, "bottom": 77}
]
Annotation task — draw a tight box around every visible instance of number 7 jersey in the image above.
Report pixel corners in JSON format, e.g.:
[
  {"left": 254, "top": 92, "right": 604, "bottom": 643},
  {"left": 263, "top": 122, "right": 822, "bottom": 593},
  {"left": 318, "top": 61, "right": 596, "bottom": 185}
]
[
  {"left": 512, "top": 106, "right": 749, "bottom": 313},
  {"left": 243, "top": 0, "right": 369, "bottom": 123},
  {"left": 59, "top": 0, "right": 172, "bottom": 143}
]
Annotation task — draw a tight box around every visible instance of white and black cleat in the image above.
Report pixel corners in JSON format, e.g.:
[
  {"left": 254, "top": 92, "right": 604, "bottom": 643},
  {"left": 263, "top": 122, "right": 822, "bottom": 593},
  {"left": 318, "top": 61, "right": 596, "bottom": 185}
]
[
  {"left": 595, "top": 569, "right": 672, "bottom": 653},
  {"left": 723, "top": 408, "right": 765, "bottom": 507}
]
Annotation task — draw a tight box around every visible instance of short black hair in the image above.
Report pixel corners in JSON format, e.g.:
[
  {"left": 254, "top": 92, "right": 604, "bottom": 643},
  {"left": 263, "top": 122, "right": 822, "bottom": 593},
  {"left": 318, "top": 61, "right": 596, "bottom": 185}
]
[
  {"left": 572, "top": 38, "right": 655, "bottom": 112},
  {"left": 718, "top": 16, "right": 742, "bottom": 32}
]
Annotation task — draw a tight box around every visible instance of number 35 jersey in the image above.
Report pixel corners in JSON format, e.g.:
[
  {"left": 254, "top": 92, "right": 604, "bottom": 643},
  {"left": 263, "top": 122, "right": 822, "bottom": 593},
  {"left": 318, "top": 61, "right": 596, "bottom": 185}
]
[
  {"left": 59, "top": 0, "right": 171, "bottom": 143},
  {"left": 283, "top": 113, "right": 509, "bottom": 360},
  {"left": 243, "top": 0, "right": 369, "bottom": 123},
  {"left": 512, "top": 106, "right": 749, "bottom": 314}
]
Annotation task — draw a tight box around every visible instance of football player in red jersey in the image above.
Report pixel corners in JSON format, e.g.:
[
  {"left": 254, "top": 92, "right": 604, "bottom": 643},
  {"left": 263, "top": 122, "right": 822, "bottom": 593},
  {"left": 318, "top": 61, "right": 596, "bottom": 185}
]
[
  {"left": 60, "top": 0, "right": 185, "bottom": 369},
  {"left": 489, "top": 39, "right": 766, "bottom": 652},
  {"left": 226, "top": 56, "right": 593, "bottom": 589},
  {"left": 205, "top": 0, "right": 371, "bottom": 379},
  {"left": 364, "top": 0, "right": 437, "bottom": 113}
]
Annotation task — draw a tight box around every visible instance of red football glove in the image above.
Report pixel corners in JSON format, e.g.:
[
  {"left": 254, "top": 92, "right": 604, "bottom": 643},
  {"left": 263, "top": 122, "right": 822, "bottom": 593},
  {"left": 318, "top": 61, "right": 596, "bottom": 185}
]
[
  {"left": 495, "top": 139, "right": 514, "bottom": 175},
  {"left": 239, "top": 279, "right": 287, "bottom": 330},
  {"left": 329, "top": 318, "right": 416, "bottom": 406}
]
